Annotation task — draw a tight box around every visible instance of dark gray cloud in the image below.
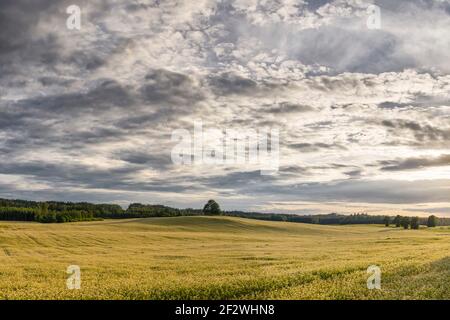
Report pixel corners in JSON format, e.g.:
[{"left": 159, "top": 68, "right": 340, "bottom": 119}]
[
  {"left": 288, "top": 142, "right": 347, "bottom": 152},
  {"left": 0, "top": 79, "right": 135, "bottom": 157},
  {"left": 192, "top": 168, "right": 450, "bottom": 204},
  {"left": 0, "top": 160, "right": 197, "bottom": 194},
  {"left": 142, "top": 69, "right": 204, "bottom": 104},
  {"left": 15, "top": 79, "right": 133, "bottom": 114},
  {"left": 287, "top": 26, "right": 415, "bottom": 74},
  {"left": 0, "top": 0, "right": 129, "bottom": 93},
  {"left": 200, "top": 170, "right": 277, "bottom": 189},
  {"left": 381, "top": 119, "right": 450, "bottom": 142},
  {"left": 0, "top": 0, "right": 55, "bottom": 55},
  {"left": 407, "top": 206, "right": 450, "bottom": 214},
  {"left": 0, "top": 68, "right": 207, "bottom": 156},
  {"left": 380, "top": 154, "right": 450, "bottom": 171},
  {"left": 374, "top": 0, "right": 450, "bottom": 12},
  {"left": 279, "top": 165, "right": 309, "bottom": 175},
  {"left": 115, "top": 150, "right": 174, "bottom": 170},
  {"left": 207, "top": 72, "right": 257, "bottom": 95},
  {"left": 344, "top": 170, "right": 363, "bottom": 178},
  {"left": 379, "top": 94, "right": 450, "bottom": 109},
  {"left": 263, "top": 102, "right": 315, "bottom": 114},
  {"left": 306, "top": 0, "right": 331, "bottom": 11}
]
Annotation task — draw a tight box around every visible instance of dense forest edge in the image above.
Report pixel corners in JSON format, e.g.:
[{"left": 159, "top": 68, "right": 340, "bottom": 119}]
[{"left": 0, "top": 198, "right": 449, "bottom": 227}]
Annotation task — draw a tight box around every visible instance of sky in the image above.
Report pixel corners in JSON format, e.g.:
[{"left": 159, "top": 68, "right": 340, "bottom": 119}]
[{"left": 0, "top": 0, "right": 449, "bottom": 216}]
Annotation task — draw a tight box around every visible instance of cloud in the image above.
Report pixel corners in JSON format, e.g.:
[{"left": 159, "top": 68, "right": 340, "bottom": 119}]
[
  {"left": 115, "top": 150, "right": 174, "bottom": 170},
  {"left": 380, "top": 154, "right": 450, "bottom": 171},
  {"left": 0, "top": 0, "right": 55, "bottom": 55},
  {"left": 17, "top": 79, "right": 133, "bottom": 113},
  {"left": 263, "top": 102, "right": 315, "bottom": 114},
  {"left": 0, "top": 0, "right": 449, "bottom": 214},
  {"left": 287, "top": 26, "right": 414, "bottom": 74},
  {"left": 142, "top": 69, "right": 204, "bottom": 104},
  {"left": 381, "top": 119, "right": 450, "bottom": 144},
  {"left": 190, "top": 168, "right": 450, "bottom": 204},
  {"left": 207, "top": 72, "right": 257, "bottom": 95},
  {"left": 288, "top": 142, "right": 346, "bottom": 152}
]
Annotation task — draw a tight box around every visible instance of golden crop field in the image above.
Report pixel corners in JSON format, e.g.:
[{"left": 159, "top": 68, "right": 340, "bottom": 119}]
[{"left": 0, "top": 216, "right": 449, "bottom": 300}]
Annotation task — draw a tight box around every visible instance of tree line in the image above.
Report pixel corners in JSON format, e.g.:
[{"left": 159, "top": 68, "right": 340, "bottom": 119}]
[
  {"left": 383, "top": 214, "right": 440, "bottom": 229},
  {"left": 0, "top": 197, "right": 448, "bottom": 227},
  {"left": 225, "top": 211, "right": 450, "bottom": 227},
  {"left": 0, "top": 198, "right": 204, "bottom": 223}
]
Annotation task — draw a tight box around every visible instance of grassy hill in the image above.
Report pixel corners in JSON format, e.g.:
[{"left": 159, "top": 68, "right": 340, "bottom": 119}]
[{"left": 0, "top": 216, "right": 449, "bottom": 299}]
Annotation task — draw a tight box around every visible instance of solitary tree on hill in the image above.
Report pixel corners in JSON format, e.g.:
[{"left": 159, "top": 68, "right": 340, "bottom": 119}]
[
  {"left": 383, "top": 216, "right": 390, "bottom": 227},
  {"left": 203, "top": 200, "right": 221, "bottom": 215}
]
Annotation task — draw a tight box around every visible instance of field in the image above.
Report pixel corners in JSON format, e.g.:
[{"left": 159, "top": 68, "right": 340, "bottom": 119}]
[{"left": 0, "top": 216, "right": 449, "bottom": 300}]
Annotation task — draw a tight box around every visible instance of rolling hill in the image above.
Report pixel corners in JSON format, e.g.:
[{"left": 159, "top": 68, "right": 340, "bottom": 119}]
[{"left": 0, "top": 216, "right": 449, "bottom": 299}]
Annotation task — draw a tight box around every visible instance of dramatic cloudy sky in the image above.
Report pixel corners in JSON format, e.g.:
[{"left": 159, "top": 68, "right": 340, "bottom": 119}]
[{"left": 1, "top": 0, "right": 449, "bottom": 216}]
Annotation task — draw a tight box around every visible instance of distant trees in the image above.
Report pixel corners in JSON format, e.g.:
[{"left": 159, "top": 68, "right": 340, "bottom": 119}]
[
  {"left": 0, "top": 197, "right": 449, "bottom": 228},
  {"left": 388, "top": 215, "right": 438, "bottom": 230},
  {"left": 203, "top": 200, "right": 221, "bottom": 215},
  {"left": 400, "top": 217, "right": 410, "bottom": 229},
  {"left": 0, "top": 207, "right": 36, "bottom": 221},
  {"left": 47, "top": 202, "right": 123, "bottom": 216},
  {"left": 40, "top": 202, "right": 49, "bottom": 215},
  {"left": 122, "top": 203, "right": 201, "bottom": 218},
  {"left": 427, "top": 215, "right": 438, "bottom": 228},
  {"left": 410, "top": 217, "right": 420, "bottom": 230},
  {"left": 225, "top": 211, "right": 450, "bottom": 227},
  {"left": 393, "top": 215, "right": 401, "bottom": 228},
  {"left": 0, "top": 198, "right": 205, "bottom": 223},
  {"left": 36, "top": 202, "right": 54, "bottom": 222},
  {"left": 0, "top": 198, "right": 40, "bottom": 209},
  {"left": 34, "top": 202, "right": 98, "bottom": 223}
]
